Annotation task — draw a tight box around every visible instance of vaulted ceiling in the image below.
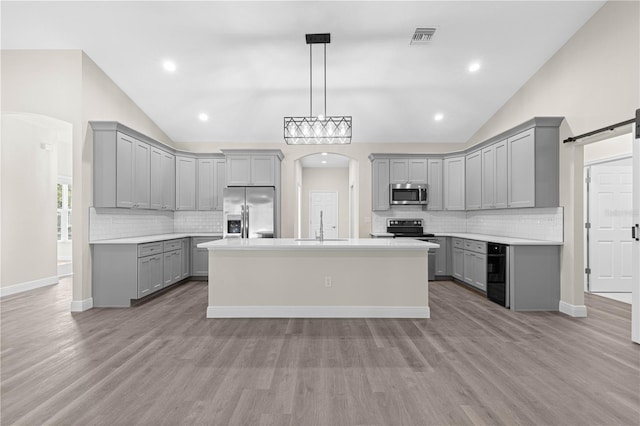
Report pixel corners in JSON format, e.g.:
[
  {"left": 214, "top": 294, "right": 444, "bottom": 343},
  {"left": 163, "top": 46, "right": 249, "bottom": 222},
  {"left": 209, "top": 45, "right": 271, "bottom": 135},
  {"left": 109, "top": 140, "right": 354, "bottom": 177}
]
[{"left": 1, "top": 1, "right": 605, "bottom": 144}]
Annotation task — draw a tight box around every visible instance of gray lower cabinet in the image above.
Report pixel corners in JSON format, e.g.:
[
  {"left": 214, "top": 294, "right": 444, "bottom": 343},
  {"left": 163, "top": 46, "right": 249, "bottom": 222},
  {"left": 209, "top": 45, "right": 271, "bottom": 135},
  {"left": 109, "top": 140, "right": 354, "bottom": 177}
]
[
  {"left": 138, "top": 254, "right": 163, "bottom": 298},
  {"left": 509, "top": 245, "right": 560, "bottom": 311},
  {"left": 163, "top": 249, "right": 182, "bottom": 287},
  {"left": 434, "top": 237, "right": 448, "bottom": 276},
  {"left": 192, "top": 237, "right": 221, "bottom": 276},
  {"left": 181, "top": 238, "right": 191, "bottom": 278},
  {"left": 452, "top": 247, "right": 464, "bottom": 280},
  {"left": 93, "top": 238, "right": 195, "bottom": 307},
  {"left": 453, "top": 238, "right": 487, "bottom": 292}
]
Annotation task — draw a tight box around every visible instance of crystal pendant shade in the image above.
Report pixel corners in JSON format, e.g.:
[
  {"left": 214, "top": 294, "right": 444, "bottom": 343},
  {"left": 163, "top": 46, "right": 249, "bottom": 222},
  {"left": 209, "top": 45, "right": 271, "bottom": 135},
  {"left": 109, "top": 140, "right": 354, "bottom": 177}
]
[
  {"left": 284, "top": 33, "right": 351, "bottom": 145},
  {"left": 284, "top": 116, "right": 352, "bottom": 145}
]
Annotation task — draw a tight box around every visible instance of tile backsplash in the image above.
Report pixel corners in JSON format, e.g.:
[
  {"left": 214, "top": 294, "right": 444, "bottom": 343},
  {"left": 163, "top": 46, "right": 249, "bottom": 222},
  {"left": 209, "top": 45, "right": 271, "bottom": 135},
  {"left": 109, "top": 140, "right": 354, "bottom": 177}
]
[
  {"left": 373, "top": 206, "right": 563, "bottom": 241},
  {"left": 89, "top": 208, "right": 174, "bottom": 241},
  {"left": 466, "top": 207, "right": 563, "bottom": 241},
  {"left": 174, "top": 211, "right": 223, "bottom": 233},
  {"left": 89, "top": 208, "right": 224, "bottom": 241}
]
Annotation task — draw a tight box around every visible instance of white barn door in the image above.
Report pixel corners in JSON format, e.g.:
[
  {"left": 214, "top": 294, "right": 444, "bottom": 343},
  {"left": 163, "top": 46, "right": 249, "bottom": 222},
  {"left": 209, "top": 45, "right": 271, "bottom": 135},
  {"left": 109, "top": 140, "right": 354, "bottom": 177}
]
[{"left": 588, "top": 159, "right": 634, "bottom": 292}]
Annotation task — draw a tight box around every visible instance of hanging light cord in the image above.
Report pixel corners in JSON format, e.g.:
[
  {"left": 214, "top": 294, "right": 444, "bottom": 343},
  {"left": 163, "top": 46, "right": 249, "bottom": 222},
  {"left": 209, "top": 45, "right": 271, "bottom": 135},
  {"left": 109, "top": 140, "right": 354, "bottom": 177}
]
[
  {"left": 309, "top": 44, "right": 312, "bottom": 119},
  {"left": 324, "top": 43, "right": 327, "bottom": 119}
]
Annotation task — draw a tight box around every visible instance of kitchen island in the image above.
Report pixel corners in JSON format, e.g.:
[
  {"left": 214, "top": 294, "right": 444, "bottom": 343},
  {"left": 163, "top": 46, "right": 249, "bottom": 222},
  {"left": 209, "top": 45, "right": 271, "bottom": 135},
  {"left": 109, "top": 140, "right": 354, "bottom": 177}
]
[{"left": 198, "top": 238, "right": 438, "bottom": 318}]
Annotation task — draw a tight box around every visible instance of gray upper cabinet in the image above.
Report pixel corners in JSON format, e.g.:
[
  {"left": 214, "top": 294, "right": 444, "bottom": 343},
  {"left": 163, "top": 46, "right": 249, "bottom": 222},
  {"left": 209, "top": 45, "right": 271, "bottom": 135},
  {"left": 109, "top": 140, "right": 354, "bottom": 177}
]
[
  {"left": 116, "top": 132, "right": 150, "bottom": 209},
  {"left": 214, "top": 159, "right": 226, "bottom": 211},
  {"left": 482, "top": 140, "right": 508, "bottom": 209},
  {"left": 151, "top": 147, "right": 175, "bottom": 211},
  {"left": 389, "top": 159, "right": 427, "bottom": 184},
  {"left": 371, "top": 159, "right": 390, "bottom": 211},
  {"left": 197, "top": 157, "right": 225, "bottom": 211},
  {"left": 226, "top": 154, "right": 276, "bottom": 186},
  {"left": 507, "top": 128, "right": 535, "bottom": 208},
  {"left": 444, "top": 156, "right": 465, "bottom": 211},
  {"left": 176, "top": 155, "right": 196, "bottom": 210},
  {"left": 427, "top": 158, "right": 443, "bottom": 211},
  {"left": 197, "top": 158, "right": 215, "bottom": 210},
  {"left": 465, "top": 150, "right": 482, "bottom": 210},
  {"left": 251, "top": 155, "right": 276, "bottom": 186},
  {"left": 226, "top": 155, "right": 251, "bottom": 186},
  {"left": 494, "top": 141, "right": 508, "bottom": 209}
]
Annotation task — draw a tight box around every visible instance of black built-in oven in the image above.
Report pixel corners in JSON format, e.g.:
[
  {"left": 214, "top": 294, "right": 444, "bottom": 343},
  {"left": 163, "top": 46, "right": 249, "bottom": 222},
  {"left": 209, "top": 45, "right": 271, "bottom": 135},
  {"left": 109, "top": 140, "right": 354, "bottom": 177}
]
[{"left": 486, "top": 243, "right": 508, "bottom": 307}]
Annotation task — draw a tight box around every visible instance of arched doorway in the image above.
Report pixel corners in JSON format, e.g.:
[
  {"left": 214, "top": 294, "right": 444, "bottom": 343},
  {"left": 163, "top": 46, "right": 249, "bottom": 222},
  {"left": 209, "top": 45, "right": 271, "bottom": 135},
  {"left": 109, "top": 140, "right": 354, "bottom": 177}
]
[{"left": 293, "top": 153, "right": 359, "bottom": 239}]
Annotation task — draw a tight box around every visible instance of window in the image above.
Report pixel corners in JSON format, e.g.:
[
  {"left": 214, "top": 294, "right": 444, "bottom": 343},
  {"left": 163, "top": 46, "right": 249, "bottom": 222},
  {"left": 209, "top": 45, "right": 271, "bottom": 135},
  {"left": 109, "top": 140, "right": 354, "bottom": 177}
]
[{"left": 57, "top": 180, "right": 72, "bottom": 242}]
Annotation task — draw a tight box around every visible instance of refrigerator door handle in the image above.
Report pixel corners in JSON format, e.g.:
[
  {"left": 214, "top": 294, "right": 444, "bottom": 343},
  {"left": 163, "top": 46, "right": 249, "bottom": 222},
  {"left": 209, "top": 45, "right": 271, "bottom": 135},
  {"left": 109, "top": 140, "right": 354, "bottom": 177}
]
[
  {"left": 246, "top": 206, "right": 250, "bottom": 239},
  {"left": 241, "top": 205, "right": 245, "bottom": 239}
]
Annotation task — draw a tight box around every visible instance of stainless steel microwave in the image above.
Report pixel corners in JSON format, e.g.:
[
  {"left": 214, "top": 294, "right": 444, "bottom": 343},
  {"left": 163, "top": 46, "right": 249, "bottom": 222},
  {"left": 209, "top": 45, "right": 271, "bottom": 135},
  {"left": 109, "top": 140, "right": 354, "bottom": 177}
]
[{"left": 390, "top": 184, "right": 428, "bottom": 205}]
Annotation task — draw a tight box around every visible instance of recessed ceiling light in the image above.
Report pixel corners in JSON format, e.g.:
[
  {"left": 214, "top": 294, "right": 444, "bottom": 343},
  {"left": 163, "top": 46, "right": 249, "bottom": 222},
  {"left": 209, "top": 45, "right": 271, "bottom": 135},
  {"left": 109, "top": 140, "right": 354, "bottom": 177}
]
[
  {"left": 434, "top": 113, "right": 444, "bottom": 121},
  {"left": 321, "top": 160, "right": 327, "bottom": 164},
  {"left": 468, "top": 62, "right": 481, "bottom": 73},
  {"left": 163, "top": 60, "right": 177, "bottom": 73},
  {"left": 198, "top": 113, "right": 209, "bottom": 122},
  {"left": 321, "top": 152, "right": 328, "bottom": 156}
]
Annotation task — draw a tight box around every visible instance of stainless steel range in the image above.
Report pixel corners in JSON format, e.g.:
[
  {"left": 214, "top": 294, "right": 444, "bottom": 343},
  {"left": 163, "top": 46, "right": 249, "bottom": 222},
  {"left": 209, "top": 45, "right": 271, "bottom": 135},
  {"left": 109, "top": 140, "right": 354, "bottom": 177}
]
[{"left": 387, "top": 219, "right": 439, "bottom": 280}]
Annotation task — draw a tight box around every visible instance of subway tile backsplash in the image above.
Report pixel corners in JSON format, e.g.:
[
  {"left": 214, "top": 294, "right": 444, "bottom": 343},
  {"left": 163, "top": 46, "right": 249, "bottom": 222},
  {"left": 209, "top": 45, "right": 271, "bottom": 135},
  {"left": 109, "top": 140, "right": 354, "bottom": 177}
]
[
  {"left": 89, "top": 208, "right": 224, "bottom": 241},
  {"left": 174, "top": 211, "right": 223, "bottom": 233},
  {"left": 89, "top": 208, "right": 174, "bottom": 241},
  {"left": 466, "top": 207, "right": 563, "bottom": 241},
  {"left": 372, "top": 206, "right": 563, "bottom": 241}
]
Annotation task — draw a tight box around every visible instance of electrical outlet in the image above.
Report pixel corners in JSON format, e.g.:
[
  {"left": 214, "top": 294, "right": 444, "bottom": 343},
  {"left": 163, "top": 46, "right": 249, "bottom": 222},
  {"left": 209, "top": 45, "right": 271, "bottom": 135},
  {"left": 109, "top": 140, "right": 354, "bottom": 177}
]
[{"left": 324, "top": 276, "right": 332, "bottom": 287}]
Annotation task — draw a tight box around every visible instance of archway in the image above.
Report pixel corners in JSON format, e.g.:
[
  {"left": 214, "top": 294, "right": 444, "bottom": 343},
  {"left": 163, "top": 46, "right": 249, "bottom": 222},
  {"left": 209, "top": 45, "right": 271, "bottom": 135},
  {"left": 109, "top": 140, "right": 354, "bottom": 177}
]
[{"left": 293, "top": 153, "right": 359, "bottom": 239}]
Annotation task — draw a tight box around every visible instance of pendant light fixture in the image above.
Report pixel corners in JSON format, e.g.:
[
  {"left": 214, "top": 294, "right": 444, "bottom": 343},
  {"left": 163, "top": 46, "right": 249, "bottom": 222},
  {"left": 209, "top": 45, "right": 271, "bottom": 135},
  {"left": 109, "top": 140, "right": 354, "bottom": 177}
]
[{"left": 284, "top": 33, "right": 352, "bottom": 145}]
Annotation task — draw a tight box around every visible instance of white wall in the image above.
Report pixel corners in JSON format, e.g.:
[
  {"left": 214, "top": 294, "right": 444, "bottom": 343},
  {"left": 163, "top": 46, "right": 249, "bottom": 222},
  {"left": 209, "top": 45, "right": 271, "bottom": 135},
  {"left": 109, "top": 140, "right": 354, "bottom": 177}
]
[
  {"left": 301, "top": 167, "right": 350, "bottom": 239},
  {"left": 465, "top": 1, "right": 640, "bottom": 312}
]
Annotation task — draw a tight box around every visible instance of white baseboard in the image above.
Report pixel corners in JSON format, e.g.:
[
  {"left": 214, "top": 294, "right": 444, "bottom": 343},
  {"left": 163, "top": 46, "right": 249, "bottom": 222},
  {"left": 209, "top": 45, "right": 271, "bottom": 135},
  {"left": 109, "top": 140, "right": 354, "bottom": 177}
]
[
  {"left": 70, "top": 298, "right": 94, "bottom": 312},
  {"left": 0, "top": 276, "right": 58, "bottom": 297},
  {"left": 206, "top": 305, "right": 430, "bottom": 319},
  {"left": 559, "top": 300, "right": 588, "bottom": 317}
]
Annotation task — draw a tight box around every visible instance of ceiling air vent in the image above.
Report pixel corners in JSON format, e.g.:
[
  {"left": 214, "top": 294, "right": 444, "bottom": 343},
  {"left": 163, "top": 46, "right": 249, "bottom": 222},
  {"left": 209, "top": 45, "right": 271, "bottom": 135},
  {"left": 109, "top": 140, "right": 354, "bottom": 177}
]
[{"left": 410, "top": 27, "right": 437, "bottom": 45}]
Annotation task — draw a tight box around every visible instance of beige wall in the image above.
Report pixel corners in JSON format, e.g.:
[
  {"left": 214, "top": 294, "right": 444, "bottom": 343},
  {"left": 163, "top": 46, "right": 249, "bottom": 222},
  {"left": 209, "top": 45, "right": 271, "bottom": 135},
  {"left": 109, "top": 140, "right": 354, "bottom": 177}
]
[
  {"left": 465, "top": 1, "right": 640, "bottom": 309},
  {"left": 0, "top": 114, "right": 71, "bottom": 288},
  {"left": 301, "top": 167, "right": 350, "bottom": 239},
  {"left": 0, "top": 50, "right": 172, "bottom": 303},
  {"left": 1, "top": 50, "right": 81, "bottom": 290}
]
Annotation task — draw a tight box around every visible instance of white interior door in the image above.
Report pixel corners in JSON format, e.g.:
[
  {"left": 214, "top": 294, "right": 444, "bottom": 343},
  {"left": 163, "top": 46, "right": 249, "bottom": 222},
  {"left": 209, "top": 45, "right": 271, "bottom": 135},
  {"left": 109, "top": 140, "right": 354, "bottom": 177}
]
[
  {"left": 588, "top": 159, "right": 634, "bottom": 292},
  {"left": 309, "top": 191, "right": 338, "bottom": 239}
]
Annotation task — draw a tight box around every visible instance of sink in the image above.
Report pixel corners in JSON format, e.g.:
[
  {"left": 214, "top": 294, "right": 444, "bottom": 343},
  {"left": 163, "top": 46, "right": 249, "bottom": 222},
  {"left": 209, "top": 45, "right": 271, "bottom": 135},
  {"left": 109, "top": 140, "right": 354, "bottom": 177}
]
[{"left": 294, "top": 238, "right": 349, "bottom": 242}]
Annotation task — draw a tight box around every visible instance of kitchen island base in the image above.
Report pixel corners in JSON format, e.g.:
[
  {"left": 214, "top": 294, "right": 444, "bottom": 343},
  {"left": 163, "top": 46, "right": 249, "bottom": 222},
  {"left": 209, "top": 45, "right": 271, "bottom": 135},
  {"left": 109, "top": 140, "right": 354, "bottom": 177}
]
[{"left": 204, "top": 242, "right": 431, "bottom": 318}]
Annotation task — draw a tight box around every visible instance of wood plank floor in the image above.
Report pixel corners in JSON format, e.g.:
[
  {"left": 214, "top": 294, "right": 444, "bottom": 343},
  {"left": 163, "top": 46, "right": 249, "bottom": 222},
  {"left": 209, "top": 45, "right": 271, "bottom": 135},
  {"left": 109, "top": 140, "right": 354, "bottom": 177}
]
[{"left": 2, "top": 278, "right": 639, "bottom": 425}]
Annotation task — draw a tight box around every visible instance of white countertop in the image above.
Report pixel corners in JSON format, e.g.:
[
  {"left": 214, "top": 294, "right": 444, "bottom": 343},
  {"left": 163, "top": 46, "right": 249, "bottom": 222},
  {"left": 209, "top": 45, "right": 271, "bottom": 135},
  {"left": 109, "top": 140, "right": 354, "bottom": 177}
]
[
  {"left": 370, "top": 232, "right": 562, "bottom": 246},
  {"left": 90, "top": 233, "right": 223, "bottom": 244},
  {"left": 199, "top": 238, "right": 439, "bottom": 251},
  {"left": 433, "top": 233, "right": 563, "bottom": 246}
]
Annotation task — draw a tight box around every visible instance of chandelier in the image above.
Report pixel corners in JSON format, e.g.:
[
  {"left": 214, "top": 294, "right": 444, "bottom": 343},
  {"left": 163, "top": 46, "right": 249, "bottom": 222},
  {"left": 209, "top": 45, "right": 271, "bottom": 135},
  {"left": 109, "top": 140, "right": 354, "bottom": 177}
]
[{"left": 284, "top": 33, "right": 352, "bottom": 145}]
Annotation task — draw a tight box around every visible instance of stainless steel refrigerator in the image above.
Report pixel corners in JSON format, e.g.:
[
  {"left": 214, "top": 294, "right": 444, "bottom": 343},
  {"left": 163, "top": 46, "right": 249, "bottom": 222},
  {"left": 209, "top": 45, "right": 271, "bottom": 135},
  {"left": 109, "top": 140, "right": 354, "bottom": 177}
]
[{"left": 223, "top": 187, "right": 275, "bottom": 238}]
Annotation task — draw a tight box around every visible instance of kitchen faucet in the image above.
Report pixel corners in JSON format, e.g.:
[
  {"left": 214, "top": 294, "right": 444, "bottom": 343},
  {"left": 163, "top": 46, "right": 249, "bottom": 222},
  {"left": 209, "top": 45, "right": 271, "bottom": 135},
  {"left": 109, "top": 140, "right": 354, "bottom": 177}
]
[{"left": 318, "top": 210, "right": 324, "bottom": 242}]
